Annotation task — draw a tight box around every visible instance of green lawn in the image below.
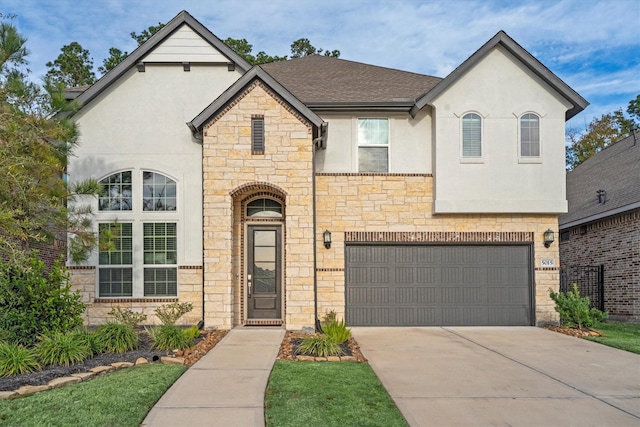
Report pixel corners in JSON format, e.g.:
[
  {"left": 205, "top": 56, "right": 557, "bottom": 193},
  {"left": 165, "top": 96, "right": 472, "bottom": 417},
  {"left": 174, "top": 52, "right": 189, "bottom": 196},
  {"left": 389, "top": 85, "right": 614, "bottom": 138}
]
[
  {"left": 265, "top": 361, "right": 407, "bottom": 427},
  {"left": 588, "top": 321, "right": 640, "bottom": 354},
  {"left": 0, "top": 363, "right": 187, "bottom": 427}
]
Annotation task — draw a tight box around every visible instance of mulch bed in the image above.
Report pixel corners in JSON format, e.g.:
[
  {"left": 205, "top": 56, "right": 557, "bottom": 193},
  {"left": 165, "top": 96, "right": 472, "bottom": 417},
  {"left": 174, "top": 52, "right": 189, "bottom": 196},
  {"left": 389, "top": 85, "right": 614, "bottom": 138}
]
[
  {"left": 276, "top": 331, "right": 367, "bottom": 362},
  {"left": 544, "top": 325, "right": 606, "bottom": 338}
]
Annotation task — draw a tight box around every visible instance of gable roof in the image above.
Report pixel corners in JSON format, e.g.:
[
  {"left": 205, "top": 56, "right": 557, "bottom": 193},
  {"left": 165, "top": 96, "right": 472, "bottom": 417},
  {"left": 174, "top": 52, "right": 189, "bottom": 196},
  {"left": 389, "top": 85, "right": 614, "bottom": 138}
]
[
  {"left": 187, "top": 66, "right": 324, "bottom": 134},
  {"left": 559, "top": 132, "right": 640, "bottom": 229},
  {"left": 71, "top": 10, "right": 252, "bottom": 110},
  {"left": 260, "top": 55, "right": 441, "bottom": 112},
  {"left": 413, "top": 31, "right": 589, "bottom": 120}
]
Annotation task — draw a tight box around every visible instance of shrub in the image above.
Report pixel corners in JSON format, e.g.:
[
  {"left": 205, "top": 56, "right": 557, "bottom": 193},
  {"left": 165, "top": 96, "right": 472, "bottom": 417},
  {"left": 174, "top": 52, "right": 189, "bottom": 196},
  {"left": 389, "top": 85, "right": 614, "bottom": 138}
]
[
  {"left": 148, "top": 325, "right": 194, "bottom": 351},
  {"left": 0, "top": 256, "right": 85, "bottom": 346},
  {"left": 35, "top": 331, "right": 91, "bottom": 366},
  {"left": 321, "top": 311, "right": 351, "bottom": 344},
  {"left": 297, "top": 335, "right": 343, "bottom": 357},
  {"left": 0, "top": 342, "right": 40, "bottom": 376},
  {"left": 94, "top": 322, "right": 139, "bottom": 353},
  {"left": 155, "top": 302, "right": 193, "bottom": 325},
  {"left": 549, "top": 284, "right": 608, "bottom": 329},
  {"left": 183, "top": 325, "right": 201, "bottom": 340},
  {"left": 108, "top": 306, "right": 147, "bottom": 327},
  {"left": 70, "top": 328, "right": 101, "bottom": 356}
]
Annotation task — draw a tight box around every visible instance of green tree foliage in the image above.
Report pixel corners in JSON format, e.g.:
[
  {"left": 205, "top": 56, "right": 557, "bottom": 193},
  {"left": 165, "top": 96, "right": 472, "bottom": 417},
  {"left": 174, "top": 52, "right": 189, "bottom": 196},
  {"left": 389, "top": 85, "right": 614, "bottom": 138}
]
[
  {"left": 566, "top": 99, "right": 638, "bottom": 170},
  {"left": 289, "top": 38, "right": 340, "bottom": 59},
  {"left": 224, "top": 37, "right": 340, "bottom": 65},
  {"left": 549, "top": 284, "right": 607, "bottom": 329},
  {"left": 0, "top": 21, "right": 99, "bottom": 264},
  {"left": 45, "top": 41, "right": 96, "bottom": 87},
  {"left": 627, "top": 94, "right": 640, "bottom": 122},
  {"left": 99, "top": 23, "right": 165, "bottom": 74},
  {"left": 130, "top": 22, "right": 165, "bottom": 46}
]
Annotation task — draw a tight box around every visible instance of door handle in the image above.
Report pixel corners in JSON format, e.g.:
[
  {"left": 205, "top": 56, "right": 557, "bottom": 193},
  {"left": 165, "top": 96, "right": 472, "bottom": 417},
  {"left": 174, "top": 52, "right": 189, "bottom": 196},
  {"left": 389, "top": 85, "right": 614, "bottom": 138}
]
[{"left": 247, "top": 274, "right": 252, "bottom": 298}]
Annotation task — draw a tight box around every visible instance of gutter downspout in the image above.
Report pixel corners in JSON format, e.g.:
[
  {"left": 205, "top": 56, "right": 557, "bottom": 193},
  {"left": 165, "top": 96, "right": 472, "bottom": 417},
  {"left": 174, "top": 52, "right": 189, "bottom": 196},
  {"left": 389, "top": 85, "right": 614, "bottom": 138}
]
[{"left": 312, "top": 134, "right": 320, "bottom": 332}]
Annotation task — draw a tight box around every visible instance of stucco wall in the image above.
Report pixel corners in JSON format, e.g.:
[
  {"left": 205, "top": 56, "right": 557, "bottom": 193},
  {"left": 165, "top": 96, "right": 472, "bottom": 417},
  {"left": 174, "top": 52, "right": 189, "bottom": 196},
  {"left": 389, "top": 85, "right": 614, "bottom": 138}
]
[
  {"left": 315, "top": 173, "right": 560, "bottom": 324},
  {"left": 560, "top": 209, "right": 640, "bottom": 320},
  {"left": 431, "top": 46, "right": 571, "bottom": 214}
]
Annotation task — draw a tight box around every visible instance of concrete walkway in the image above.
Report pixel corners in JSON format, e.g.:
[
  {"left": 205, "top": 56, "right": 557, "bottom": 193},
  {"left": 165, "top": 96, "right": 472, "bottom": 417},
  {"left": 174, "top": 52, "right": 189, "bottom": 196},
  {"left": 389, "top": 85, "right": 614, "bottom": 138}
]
[
  {"left": 142, "top": 327, "right": 284, "bottom": 427},
  {"left": 353, "top": 327, "right": 640, "bottom": 427}
]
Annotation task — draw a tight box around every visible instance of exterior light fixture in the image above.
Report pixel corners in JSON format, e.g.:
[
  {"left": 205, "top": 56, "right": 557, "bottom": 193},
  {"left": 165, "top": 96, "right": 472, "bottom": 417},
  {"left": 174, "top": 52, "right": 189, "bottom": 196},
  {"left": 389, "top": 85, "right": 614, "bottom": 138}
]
[
  {"left": 543, "top": 229, "right": 555, "bottom": 248},
  {"left": 323, "top": 230, "right": 332, "bottom": 249}
]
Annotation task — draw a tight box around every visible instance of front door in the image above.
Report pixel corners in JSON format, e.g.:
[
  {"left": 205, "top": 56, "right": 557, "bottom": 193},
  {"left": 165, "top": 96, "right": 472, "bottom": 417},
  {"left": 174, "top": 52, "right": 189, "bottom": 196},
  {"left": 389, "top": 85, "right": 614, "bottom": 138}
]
[{"left": 247, "top": 225, "right": 282, "bottom": 319}]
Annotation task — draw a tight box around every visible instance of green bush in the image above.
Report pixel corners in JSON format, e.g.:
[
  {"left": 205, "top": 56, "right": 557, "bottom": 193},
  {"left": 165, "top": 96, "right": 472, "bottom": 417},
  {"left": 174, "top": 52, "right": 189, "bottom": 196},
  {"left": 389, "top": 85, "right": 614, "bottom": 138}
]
[
  {"left": 94, "top": 322, "right": 139, "bottom": 353},
  {"left": 148, "top": 325, "right": 194, "bottom": 351},
  {"left": 0, "top": 256, "right": 85, "bottom": 346},
  {"left": 70, "top": 328, "right": 101, "bottom": 356},
  {"left": 155, "top": 302, "right": 193, "bottom": 325},
  {"left": 321, "top": 313, "right": 351, "bottom": 344},
  {"left": 549, "top": 284, "right": 608, "bottom": 329},
  {"left": 297, "top": 335, "right": 343, "bottom": 357},
  {"left": 108, "top": 306, "right": 147, "bottom": 327},
  {"left": 183, "top": 325, "right": 201, "bottom": 340},
  {"left": 35, "top": 331, "right": 91, "bottom": 366},
  {"left": 0, "top": 342, "right": 40, "bottom": 376}
]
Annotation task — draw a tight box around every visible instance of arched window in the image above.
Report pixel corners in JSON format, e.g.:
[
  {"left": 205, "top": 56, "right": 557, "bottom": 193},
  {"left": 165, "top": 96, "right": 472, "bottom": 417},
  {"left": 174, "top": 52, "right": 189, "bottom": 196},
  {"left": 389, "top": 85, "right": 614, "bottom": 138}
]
[
  {"left": 246, "top": 198, "right": 283, "bottom": 218},
  {"left": 520, "top": 113, "right": 540, "bottom": 157},
  {"left": 462, "top": 113, "right": 482, "bottom": 157},
  {"left": 99, "top": 171, "right": 132, "bottom": 211},
  {"left": 143, "top": 171, "right": 177, "bottom": 211}
]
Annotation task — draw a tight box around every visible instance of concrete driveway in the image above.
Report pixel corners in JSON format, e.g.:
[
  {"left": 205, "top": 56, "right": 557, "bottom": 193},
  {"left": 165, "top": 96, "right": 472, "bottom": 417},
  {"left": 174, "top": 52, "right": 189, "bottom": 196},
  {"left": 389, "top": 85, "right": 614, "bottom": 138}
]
[{"left": 352, "top": 327, "right": 640, "bottom": 427}]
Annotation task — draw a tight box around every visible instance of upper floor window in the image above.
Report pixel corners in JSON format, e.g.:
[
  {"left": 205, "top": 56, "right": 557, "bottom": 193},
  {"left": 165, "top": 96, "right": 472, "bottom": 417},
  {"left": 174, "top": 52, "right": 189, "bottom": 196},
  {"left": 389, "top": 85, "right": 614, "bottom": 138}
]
[
  {"left": 246, "top": 198, "right": 283, "bottom": 218},
  {"left": 252, "top": 115, "right": 265, "bottom": 155},
  {"left": 358, "top": 118, "right": 389, "bottom": 172},
  {"left": 99, "top": 171, "right": 132, "bottom": 211},
  {"left": 143, "top": 172, "right": 177, "bottom": 211},
  {"left": 520, "top": 113, "right": 540, "bottom": 157},
  {"left": 462, "top": 113, "right": 482, "bottom": 157}
]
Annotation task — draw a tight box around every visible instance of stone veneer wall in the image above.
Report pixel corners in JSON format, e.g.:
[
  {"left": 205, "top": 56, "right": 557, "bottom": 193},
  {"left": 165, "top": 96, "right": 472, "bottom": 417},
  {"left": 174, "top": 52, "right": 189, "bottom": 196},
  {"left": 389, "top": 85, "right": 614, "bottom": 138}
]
[
  {"left": 315, "top": 173, "right": 561, "bottom": 325},
  {"left": 202, "top": 81, "right": 315, "bottom": 330},
  {"left": 560, "top": 208, "right": 640, "bottom": 321},
  {"left": 69, "top": 267, "right": 203, "bottom": 326}
]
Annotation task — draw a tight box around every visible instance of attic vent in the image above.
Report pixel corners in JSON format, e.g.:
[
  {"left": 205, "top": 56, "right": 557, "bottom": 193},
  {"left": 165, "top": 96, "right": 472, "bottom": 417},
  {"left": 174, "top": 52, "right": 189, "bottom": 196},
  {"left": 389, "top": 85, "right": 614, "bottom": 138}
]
[
  {"left": 596, "top": 189, "right": 606, "bottom": 204},
  {"left": 251, "top": 115, "right": 265, "bottom": 155},
  {"left": 228, "top": 63, "right": 235, "bottom": 72}
]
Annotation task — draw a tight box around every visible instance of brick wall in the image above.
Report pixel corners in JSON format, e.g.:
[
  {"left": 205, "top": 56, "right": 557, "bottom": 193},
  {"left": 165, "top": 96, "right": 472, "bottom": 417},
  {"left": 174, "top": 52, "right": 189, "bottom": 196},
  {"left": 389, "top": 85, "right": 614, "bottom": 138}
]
[
  {"left": 316, "top": 173, "right": 561, "bottom": 324},
  {"left": 560, "top": 208, "right": 640, "bottom": 320}
]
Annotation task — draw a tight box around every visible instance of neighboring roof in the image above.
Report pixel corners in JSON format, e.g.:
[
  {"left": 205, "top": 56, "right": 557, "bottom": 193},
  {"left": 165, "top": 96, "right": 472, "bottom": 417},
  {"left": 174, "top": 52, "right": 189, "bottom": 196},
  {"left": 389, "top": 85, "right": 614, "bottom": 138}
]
[
  {"left": 260, "top": 55, "right": 441, "bottom": 112},
  {"left": 559, "top": 132, "right": 640, "bottom": 229},
  {"left": 413, "top": 31, "right": 589, "bottom": 120},
  {"left": 71, "top": 10, "right": 252, "bottom": 111},
  {"left": 188, "top": 66, "right": 324, "bottom": 133}
]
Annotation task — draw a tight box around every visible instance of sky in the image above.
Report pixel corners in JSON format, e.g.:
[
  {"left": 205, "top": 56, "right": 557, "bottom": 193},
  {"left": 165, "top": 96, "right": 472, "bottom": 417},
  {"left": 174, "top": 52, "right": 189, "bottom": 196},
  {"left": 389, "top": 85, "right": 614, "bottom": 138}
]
[{"left": 2, "top": 0, "right": 639, "bottom": 132}]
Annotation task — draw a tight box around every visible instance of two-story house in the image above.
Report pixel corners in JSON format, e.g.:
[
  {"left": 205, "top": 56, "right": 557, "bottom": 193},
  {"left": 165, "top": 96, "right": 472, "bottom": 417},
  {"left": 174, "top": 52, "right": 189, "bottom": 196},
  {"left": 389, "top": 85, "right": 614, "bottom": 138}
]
[{"left": 68, "top": 11, "right": 587, "bottom": 330}]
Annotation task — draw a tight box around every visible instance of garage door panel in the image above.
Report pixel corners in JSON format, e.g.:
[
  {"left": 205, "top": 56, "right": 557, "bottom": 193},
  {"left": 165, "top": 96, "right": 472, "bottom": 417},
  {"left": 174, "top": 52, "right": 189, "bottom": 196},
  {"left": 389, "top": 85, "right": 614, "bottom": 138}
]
[{"left": 346, "top": 244, "right": 532, "bottom": 326}]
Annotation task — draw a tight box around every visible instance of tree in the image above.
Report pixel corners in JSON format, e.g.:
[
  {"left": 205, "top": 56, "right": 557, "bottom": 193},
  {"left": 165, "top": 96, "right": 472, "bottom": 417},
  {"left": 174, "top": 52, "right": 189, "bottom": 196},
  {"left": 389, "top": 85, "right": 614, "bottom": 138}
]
[
  {"left": 99, "top": 23, "right": 165, "bottom": 74},
  {"left": 224, "top": 37, "right": 339, "bottom": 65},
  {"left": 290, "top": 38, "right": 340, "bottom": 59},
  {"left": 0, "top": 21, "right": 99, "bottom": 265},
  {"left": 627, "top": 94, "right": 640, "bottom": 122},
  {"left": 44, "top": 42, "right": 96, "bottom": 87},
  {"left": 566, "top": 103, "right": 637, "bottom": 170}
]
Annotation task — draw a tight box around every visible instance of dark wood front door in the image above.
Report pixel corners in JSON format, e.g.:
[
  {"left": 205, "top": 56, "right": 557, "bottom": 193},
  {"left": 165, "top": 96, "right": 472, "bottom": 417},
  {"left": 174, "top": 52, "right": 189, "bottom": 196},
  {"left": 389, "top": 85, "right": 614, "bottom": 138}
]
[{"left": 247, "top": 225, "right": 282, "bottom": 319}]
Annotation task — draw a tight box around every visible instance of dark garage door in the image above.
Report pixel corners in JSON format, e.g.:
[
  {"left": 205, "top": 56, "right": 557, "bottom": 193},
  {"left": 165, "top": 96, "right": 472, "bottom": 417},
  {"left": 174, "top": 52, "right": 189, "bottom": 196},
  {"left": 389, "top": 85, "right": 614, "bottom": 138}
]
[{"left": 345, "top": 244, "right": 532, "bottom": 326}]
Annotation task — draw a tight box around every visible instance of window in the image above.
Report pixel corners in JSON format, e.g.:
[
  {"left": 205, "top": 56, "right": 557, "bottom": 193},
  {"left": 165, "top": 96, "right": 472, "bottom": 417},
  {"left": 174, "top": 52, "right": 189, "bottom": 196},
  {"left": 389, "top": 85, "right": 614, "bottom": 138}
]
[
  {"left": 96, "top": 170, "right": 179, "bottom": 298},
  {"left": 252, "top": 115, "right": 264, "bottom": 154},
  {"left": 462, "top": 113, "right": 482, "bottom": 157},
  {"left": 143, "top": 172, "right": 177, "bottom": 211},
  {"left": 246, "top": 198, "right": 283, "bottom": 218},
  {"left": 99, "top": 171, "right": 132, "bottom": 211},
  {"left": 358, "top": 118, "right": 389, "bottom": 172},
  {"left": 520, "top": 113, "right": 540, "bottom": 157},
  {"left": 143, "top": 223, "right": 177, "bottom": 296},
  {"left": 98, "top": 223, "right": 133, "bottom": 297}
]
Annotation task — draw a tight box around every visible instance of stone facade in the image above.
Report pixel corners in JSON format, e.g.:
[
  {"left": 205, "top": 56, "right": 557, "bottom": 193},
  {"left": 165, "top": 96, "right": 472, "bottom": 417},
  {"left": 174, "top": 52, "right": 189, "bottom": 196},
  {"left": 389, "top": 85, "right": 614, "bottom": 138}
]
[
  {"left": 69, "top": 267, "right": 203, "bottom": 326},
  {"left": 202, "top": 81, "right": 316, "bottom": 330},
  {"left": 560, "top": 208, "right": 640, "bottom": 321},
  {"left": 315, "top": 173, "right": 561, "bottom": 324}
]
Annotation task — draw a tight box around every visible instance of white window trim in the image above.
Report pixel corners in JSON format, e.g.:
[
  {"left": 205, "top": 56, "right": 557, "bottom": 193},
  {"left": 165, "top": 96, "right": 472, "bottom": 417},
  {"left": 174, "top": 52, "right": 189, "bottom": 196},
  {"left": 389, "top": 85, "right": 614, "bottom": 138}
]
[
  {"left": 459, "top": 112, "right": 484, "bottom": 163},
  {"left": 356, "top": 117, "right": 391, "bottom": 173},
  {"left": 517, "top": 112, "right": 543, "bottom": 164}
]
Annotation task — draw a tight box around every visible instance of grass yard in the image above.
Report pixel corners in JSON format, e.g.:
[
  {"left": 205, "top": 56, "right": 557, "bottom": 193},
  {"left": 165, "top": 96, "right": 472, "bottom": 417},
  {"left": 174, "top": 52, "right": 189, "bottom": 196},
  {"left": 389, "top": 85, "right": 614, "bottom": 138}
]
[
  {"left": 265, "top": 361, "right": 407, "bottom": 427},
  {"left": 588, "top": 321, "right": 640, "bottom": 354},
  {"left": 0, "top": 363, "right": 186, "bottom": 427}
]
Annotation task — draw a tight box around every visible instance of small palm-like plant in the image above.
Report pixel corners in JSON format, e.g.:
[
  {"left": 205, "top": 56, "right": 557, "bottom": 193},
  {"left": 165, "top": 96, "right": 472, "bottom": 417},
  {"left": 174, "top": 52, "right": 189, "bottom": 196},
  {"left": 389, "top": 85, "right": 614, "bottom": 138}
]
[
  {"left": 94, "top": 322, "right": 139, "bottom": 353},
  {"left": 0, "top": 342, "right": 40, "bottom": 376},
  {"left": 35, "top": 331, "right": 92, "bottom": 366},
  {"left": 297, "top": 335, "right": 343, "bottom": 357}
]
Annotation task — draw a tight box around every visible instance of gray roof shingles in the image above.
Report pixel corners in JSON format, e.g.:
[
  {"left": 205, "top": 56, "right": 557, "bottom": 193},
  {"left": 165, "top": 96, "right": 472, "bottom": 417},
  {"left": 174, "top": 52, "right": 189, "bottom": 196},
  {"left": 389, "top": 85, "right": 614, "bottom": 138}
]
[
  {"left": 260, "top": 55, "right": 441, "bottom": 105},
  {"left": 560, "top": 133, "right": 640, "bottom": 227}
]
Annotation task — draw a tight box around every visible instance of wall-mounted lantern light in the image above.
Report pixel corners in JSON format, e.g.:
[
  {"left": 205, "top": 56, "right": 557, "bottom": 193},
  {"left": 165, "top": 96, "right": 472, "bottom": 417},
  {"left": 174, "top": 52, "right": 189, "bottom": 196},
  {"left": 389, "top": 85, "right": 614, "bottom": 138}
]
[
  {"left": 323, "top": 230, "right": 332, "bottom": 249},
  {"left": 543, "top": 229, "right": 555, "bottom": 248}
]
